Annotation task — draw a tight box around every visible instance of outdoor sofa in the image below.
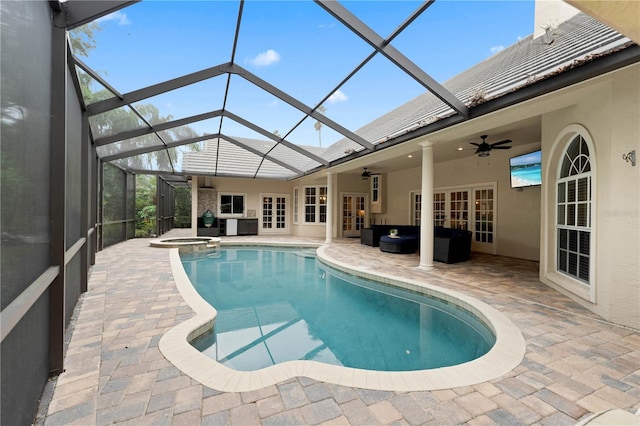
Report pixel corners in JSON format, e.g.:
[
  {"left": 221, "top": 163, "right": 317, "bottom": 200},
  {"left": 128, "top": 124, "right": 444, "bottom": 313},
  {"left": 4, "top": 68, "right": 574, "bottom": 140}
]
[{"left": 361, "top": 225, "right": 472, "bottom": 263}]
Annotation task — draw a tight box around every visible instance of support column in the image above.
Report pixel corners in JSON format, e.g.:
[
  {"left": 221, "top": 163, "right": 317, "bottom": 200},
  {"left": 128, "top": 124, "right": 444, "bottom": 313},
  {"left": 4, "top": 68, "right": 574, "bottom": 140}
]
[
  {"left": 325, "top": 172, "right": 333, "bottom": 244},
  {"left": 49, "top": 21, "right": 67, "bottom": 376},
  {"left": 419, "top": 141, "right": 434, "bottom": 270}
]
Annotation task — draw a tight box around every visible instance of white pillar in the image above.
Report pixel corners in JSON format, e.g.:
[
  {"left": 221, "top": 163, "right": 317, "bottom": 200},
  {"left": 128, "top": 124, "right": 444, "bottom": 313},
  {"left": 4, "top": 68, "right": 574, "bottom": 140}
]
[
  {"left": 325, "top": 172, "right": 333, "bottom": 244},
  {"left": 191, "top": 176, "right": 198, "bottom": 237},
  {"left": 419, "top": 141, "right": 434, "bottom": 269}
]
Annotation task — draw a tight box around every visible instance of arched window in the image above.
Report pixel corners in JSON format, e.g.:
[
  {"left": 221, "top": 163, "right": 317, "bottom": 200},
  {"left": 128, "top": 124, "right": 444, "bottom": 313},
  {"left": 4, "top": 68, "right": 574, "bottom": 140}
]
[{"left": 556, "top": 135, "right": 591, "bottom": 284}]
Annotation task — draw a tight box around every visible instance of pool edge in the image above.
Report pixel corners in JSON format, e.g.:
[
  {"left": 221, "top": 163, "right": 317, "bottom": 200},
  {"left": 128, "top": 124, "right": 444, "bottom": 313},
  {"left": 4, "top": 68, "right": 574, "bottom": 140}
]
[{"left": 159, "top": 244, "right": 526, "bottom": 392}]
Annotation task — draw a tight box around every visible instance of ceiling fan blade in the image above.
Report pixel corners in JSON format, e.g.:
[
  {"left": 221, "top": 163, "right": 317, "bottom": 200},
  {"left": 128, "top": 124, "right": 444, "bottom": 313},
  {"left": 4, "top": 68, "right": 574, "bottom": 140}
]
[
  {"left": 490, "top": 139, "right": 512, "bottom": 146},
  {"left": 470, "top": 142, "right": 481, "bottom": 147},
  {"left": 492, "top": 146, "right": 512, "bottom": 149}
]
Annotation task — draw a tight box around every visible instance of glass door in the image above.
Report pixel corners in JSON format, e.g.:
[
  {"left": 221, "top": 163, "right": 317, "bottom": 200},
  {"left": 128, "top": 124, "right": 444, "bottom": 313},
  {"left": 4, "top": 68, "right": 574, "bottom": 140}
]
[
  {"left": 261, "top": 194, "right": 288, "bottom": 233},
  {"left": 342, "top": 193, "right": 366, "bottom": 237},
  {"left": 435, "top": 186, "right": 496, "bottom": 253},
  {"left": 412, "top": 192, "right": 422, "bottom": 226},
  {"left": 433, "top": 191, "right": 446, "bottom": 227},
  {"left": 474, "top": 187, "right": 495, "bottom": 253},
  {"left": 449, "top": 190, "right": 470, "bottom": 230}
]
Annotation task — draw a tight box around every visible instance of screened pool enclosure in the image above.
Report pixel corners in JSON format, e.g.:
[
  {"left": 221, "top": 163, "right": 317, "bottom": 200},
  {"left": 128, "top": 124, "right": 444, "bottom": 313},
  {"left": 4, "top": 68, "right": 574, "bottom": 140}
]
[{"left": 2, "top": 0, "right": 638, "bottom": 424}]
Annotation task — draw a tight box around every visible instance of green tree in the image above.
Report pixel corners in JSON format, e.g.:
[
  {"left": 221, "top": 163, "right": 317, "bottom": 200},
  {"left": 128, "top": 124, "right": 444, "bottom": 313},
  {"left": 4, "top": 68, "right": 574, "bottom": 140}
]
[
  {"left": 173, "top": 186, "right": 191, "bottom": 228},
  {"left": 135, "top": 175, "right": 156, "bottom": 237},
  {"left": 69, "top": 23, "right": 201, "bottom": 240},
  {"left": 69, "top": 26, "right": 201, "bottom": 173}
]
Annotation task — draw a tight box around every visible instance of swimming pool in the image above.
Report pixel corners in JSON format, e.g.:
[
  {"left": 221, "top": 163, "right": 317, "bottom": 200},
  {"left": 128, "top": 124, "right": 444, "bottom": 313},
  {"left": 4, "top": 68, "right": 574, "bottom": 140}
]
[
  {"left": 159, "top": 242, "right": 526, "bottom": 392},
  {"left": 183, "top": 247, "right": 495, "bottom": 372}
]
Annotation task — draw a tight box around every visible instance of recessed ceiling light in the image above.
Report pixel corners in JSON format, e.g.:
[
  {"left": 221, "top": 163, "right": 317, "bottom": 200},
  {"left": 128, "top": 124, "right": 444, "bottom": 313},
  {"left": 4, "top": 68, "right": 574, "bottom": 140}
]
[
  {"left": 457, "top": 147, "right": 464, "bottom": 151},
  {"left": 407, "top": 154, "right": 413, "bottom": 158}
]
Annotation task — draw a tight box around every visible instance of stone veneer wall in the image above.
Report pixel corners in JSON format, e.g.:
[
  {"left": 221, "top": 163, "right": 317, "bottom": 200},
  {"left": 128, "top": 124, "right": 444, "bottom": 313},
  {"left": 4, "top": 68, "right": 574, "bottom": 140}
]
[{"left": 197, "top": 188, "right": 217, "bottom": 217}]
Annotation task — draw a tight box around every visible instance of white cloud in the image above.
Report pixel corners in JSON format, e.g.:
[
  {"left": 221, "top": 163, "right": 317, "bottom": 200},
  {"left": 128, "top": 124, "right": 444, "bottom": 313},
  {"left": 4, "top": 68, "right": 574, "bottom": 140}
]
[
  {"left": 249, "top": 49, "right": 281, "bottom": 67},
  {"left": 267, "top": 100, "right": 278, "bottom": 108},
  {"left": 96, "top": 11, "right": 131, "bottom": 26},
  {"left": 490, "top": 45, "right": 505, "bottom": 55},
  {"left": 327, "top": 89, "right": 348, "bottom": 104}
]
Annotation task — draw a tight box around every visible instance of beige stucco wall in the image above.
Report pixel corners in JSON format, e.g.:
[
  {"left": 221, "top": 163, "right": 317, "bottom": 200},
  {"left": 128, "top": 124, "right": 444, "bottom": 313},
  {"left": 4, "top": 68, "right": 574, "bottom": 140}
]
[
  {"left": 372, "top": 167, "right": 418, "bottom": 226},
  {"left": 192, "top": 175, "right": 293, "bottom": 234},
  {"left": 434, "top": 144, "right": 542, "bottom": 261},
  {"left": 540, "top": 64, "right": 640, "bottom": 329}
]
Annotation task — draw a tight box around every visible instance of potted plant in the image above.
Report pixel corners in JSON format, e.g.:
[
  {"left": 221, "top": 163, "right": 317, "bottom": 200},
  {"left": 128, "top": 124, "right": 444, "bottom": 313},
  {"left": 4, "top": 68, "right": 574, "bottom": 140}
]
[{"left": 389, "top": 228, "right": 398, "bottom": 237}]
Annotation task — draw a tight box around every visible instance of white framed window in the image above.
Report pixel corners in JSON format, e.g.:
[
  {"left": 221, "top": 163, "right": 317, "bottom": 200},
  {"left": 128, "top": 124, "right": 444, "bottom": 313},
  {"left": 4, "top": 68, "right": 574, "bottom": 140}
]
[
  {"left": 544, "top": 125, "right": 596, "bottom": 303},
  {"left": 293, "top": 187, "right": 299, "bottom": 224},
  {"left": 556, "top": 135, "right": 592, "bottom": 285},
  {"left": 218, "top": 193, "right": 246, "bottom": 217},
  {"left": 304, "top": 186, "right": 327, "bottom": 224},
  {"left": 372, "top": 176, "right": 380, "bottom": 203}
]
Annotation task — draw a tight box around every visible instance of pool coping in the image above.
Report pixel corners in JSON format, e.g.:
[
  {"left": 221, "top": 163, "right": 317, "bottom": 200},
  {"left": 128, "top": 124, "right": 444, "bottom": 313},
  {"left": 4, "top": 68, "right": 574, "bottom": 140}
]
[{"left": 159, "top": 243, "right": 526, "bottom": 392}]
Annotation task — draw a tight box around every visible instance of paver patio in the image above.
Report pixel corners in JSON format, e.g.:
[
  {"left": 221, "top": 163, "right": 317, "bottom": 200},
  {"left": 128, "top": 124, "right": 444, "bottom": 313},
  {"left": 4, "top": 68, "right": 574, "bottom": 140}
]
[{"left": 36, "top": 230, "right": 639, "bottom": 425}]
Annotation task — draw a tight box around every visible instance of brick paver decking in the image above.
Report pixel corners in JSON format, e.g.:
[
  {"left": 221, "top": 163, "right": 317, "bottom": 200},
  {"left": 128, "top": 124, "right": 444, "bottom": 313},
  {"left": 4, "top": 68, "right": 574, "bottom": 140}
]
[{"left": 36, "top": 230, "right": 639, "bottom": 425}]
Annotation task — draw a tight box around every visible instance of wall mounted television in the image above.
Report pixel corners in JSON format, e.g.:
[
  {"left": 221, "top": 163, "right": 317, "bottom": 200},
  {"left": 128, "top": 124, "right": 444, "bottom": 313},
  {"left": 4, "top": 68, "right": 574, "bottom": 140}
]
[{"left": 509, "top": 150, "right": 542, "bottom": 188}]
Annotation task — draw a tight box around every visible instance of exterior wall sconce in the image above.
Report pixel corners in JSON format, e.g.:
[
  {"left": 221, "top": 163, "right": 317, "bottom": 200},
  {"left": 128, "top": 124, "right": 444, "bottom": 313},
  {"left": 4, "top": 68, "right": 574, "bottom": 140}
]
[{"left": 622, "top": 150, "right": 636, "bottom": 166}]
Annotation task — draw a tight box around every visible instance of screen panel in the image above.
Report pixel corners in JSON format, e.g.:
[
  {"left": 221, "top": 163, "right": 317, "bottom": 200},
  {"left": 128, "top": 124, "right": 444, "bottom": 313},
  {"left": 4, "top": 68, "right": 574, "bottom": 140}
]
[{"left": 1, "top": 0, "right": 53, "bottom": 310}]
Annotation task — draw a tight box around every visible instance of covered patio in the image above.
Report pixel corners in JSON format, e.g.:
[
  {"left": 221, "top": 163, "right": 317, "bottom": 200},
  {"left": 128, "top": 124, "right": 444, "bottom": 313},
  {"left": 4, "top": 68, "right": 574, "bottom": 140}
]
[{"left": 36, "top": 230, "right": 639, "bottom": 425}]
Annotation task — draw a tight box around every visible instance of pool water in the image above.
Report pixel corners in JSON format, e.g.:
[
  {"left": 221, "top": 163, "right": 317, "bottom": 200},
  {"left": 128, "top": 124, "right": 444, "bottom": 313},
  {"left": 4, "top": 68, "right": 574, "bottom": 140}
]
[{"left": 183, "top": 247, "right": 495, "bottom": 372}]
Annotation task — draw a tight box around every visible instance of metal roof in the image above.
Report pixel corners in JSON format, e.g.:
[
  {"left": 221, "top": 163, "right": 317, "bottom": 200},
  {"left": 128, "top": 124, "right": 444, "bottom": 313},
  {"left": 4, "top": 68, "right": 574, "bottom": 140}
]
[{"left": 62, "top": 1, "right": 637, "bottom": 181}]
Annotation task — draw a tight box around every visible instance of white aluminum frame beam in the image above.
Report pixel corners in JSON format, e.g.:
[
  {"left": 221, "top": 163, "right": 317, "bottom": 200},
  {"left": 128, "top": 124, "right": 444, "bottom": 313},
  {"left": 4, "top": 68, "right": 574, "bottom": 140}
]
[{"left": 95, "top": 109, "right": 328, "bottom": 169}]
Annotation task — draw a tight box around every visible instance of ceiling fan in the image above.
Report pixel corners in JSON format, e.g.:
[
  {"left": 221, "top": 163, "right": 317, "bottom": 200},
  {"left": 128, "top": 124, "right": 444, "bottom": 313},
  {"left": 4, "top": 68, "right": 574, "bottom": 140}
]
[
  {"left": 471, "top": 135, "right": 512, "bottom": 157},
  {"left": 361, "top": 167, "right": 372, "bottom": 180}
]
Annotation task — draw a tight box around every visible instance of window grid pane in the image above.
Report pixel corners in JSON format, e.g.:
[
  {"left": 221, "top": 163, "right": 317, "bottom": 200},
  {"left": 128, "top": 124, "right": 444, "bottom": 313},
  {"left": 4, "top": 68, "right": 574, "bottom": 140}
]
[
  {"left": 355, "top": 196, "right": 365, "bottom": 230},
  {"left": 556, "top": 135, "right": 591, "bottom": 285},
  {"left": 304, "top": 186, "right": 326, "bottom": 223},
  {"left": 474, "top": 189, "right": 493, "bottom": 243},
  {"left": 433, "top": 192, "right": 446, "bottom": 227},
  {"left": 372, "top": 176, "right": 379, "bottom": 202},
  {"left": 293, "top": 187, "right": 298, "bottom": 224},
  {"left": 276, "top": 197, "right": 286, "bottom": 229},
  {"left": 263, "top": 196, "right": 273, "bottom": 229}
]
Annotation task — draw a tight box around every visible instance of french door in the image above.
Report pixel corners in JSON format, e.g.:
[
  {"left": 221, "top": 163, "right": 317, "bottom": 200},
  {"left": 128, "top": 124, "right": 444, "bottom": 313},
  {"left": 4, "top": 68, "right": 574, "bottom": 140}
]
[
  {"left": 412, "top": 185, "right": 496, "bottom": 254},
  {"left": 261, "top": 194, "right": 288, "bottom": 234},
  {"left": 342, "top": 193, "right": 367, "bottom": 237},
  {"left": 430, "top": 189, "right": 470, "bottom": 231},
  {"left": 473, "top": 187, "right": 495, "bottom": 253}
]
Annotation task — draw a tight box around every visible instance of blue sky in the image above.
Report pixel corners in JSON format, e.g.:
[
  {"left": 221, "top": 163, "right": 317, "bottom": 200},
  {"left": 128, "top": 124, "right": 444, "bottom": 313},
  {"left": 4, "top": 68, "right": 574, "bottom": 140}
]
[{"left": 82, "top": 0, "right": 536, "bottom": 147}]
